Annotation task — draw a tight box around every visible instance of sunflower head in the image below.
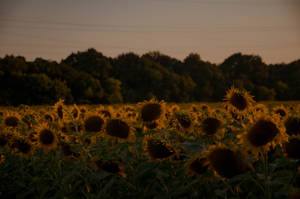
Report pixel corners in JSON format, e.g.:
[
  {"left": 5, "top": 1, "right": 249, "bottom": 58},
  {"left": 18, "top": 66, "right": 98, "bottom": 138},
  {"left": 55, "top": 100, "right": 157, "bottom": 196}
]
[
  {"left": 285, "top": 116, "right": 300, "bottom": 136},
  {"left": 105, "top": 118, "right": 134, "bottom": 141},
  {"left": 144, "top": 136, "right": 175, "bottom": 161},
  {"left": 138, "top": 98, "right": 166, "bottom": 123},
  {"left": 185, "top": 154, "right": 208, "bottom": 176},
  {"left": 284, "top": 136, "right": 300, "bottom": 160},
  {"left": 35, "top": 123, "right": 57, "bottom": 151},
  {"left": 273, "top": 105, "right": 289, "bottom": 119},
  {"left": 224, "top": 86, "right": 254, "bottom": 115},
  {"left": 15, "top": 138, "right": 34, "bottom": 157},
  {"left": 53, "top": 99, "right": 65, "bottom": 120},
  {"left": 2, "top": 111, "right": 22, "bottom": 128},
  {"left": 239, "top": 113, "right": 287, "bottom": 156},
  {"left": 206, "top": 143, "right": 249, "bottom": 179},
  {"left": 83, "top": 113, "right": 105, "bottom": 133},
  {"left": 92, "top": 158, "right": 126, "bottom": 177}
]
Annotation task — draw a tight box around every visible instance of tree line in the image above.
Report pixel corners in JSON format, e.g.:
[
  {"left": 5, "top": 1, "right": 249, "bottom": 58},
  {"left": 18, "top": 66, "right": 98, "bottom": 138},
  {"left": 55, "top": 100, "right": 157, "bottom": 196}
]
[{"left": 0, "top": 48, "right": 299, "bottom": 105}]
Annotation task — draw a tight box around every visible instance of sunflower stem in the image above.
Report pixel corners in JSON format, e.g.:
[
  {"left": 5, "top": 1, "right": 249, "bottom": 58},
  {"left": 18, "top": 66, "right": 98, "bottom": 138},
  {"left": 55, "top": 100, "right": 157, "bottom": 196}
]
[{"left": 263, "top": 151, "right": 271, "bottom": 199}]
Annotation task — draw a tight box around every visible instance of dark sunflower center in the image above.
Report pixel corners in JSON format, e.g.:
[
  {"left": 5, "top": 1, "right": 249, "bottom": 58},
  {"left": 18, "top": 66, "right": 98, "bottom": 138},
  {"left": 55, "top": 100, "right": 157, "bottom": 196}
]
[
  {"left": 147, "top": 139, "right": 174, "bottom": 159},
  {"left": 247, "top": 119, "right": 279, "bottom": 147},
  {"left": 208, "top": 148, "right": 246, "bottom": 178},
  {"left": 176, "top": 114, "right": 192, "bottom": 129},
  {"left": 284, "top": 138, "right": 300, "bottom": 159},
  {"left": 202, "top": 117, "right": 221, "bottom": 135},
  {"left": 141, "top": 103, "right": 162, "bottom": 122},
  {"left": 5, "top": 116, "right": 19, "bottom": 127},
  {"left": 189, "top": 158, "right": 208, "bottom": 175},
  {"left": 95, "top": 160, "right": 121, "bottom": 173},
  {"left": 84, "top": 116, "right": 104, "bottom": 132},
  {"left": 106, "top": 119, "right": 130, "bottom": 139},
  {"left": 39, "top": 129, "right": 55, "bottom": 145},
  {"left": 285, "top": 117, "right": 300, "bottom": 136},
  {"left": 275, "top": 109, "right": 286, "bottom": 117},
  {"left": 230, "top": 93, "right": 248, "bottom": 110}
]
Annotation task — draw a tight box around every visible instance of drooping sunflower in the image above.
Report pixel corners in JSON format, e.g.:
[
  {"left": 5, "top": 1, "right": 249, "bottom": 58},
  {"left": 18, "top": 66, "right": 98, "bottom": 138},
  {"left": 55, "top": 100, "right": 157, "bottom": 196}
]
[
  {"left": 273, "top": 105, "right": 289, "bottom": 119},
  {"left": 185, "top": 154, "right": 209, "bottom": 176},
  {"left": 2, "top": 111, "right": 22, "bottom": 128},
  {"left": 284, "top": 116, "right": 300, "bottom": 136},
  {"left": 83, "top": 112, "right": 105, "bottom": 134},
  {"left": 15, "top": 138, "right": 34, "bottom": 158},
  {"left": 224, "top": 86, "right": 255, "bottom": 118},
  {"left": 53, "top": 99, "right": 65, "bottom": 120},
  {"left": 170, "top": 111, "right": 197, "bottom": 137},
  {"left": 137, "top": 98, "right": 166, "bottom": 129},
  {"left": 92, "top": 158, "right": 126, "bottom": 178},
  {"left": 198, "top": 110, "right": 225, "bottom": 138},
  {"left": 104, "top": 118, "right": 135, "bottom": 142},
  {"left": 60, "top": 142, "right": 80, "bottom": 159},
  {"left": 144, "top": 135, "right": 176, "bottom": 161},
  {"left": 205, "top": 143, "right": 251, "bottom": 179},
  {"left": 238, "top": 112, "right": 287, "bottom": 157},
  {"left": 35, "top": 123, "right": 57, "bottom": 151},
  {"left": 283, "top": 135, "right": 300, "bottom": 160}
]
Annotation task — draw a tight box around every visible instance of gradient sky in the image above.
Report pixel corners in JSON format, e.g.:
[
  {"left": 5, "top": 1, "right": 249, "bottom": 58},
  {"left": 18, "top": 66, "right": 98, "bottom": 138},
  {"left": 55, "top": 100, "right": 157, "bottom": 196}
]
[{"left": 0, "top": 0, "right": 299, "bottom": 64}]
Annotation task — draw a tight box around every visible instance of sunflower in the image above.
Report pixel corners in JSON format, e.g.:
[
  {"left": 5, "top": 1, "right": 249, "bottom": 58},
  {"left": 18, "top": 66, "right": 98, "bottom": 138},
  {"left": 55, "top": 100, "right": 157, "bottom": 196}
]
[
  {"left": 284, "top": 116, "right": 300, "bottom": 136},
  {"left": 83, "top": 112, "right": 105, "bottom": 133},
  {"left": 105, "top": 118, "right": 135, "bottom": 142},
  {"left": 97, "top": 105, "right": 115, "bottom": 119},
  {"left": 53, "top": 99, "right": 65, "bottom": 120},
  {"left": 283, "top": 135, "right": 300, "bottom": 160},
  {"left": 205, "top": 143, "right": 250, "bottom": 179},
  {"left": 92, "top": 158, "right": 126, "bottom": 178},
  {"left": 60, "top": 142, "right": 80, "bottom": 159},
  {"left": 144, "top": 135, "right": 176, "bottom": 161},
  {"left": 185, "top": 154, "right": 209, "bottom": 176},
  {"left": 35, "top": 123, "right": 57, "bottom": 151},
  {"left": 137, "top": 98, "right": 166, "bottom": 128},
  {"left": 43, "top": 112, "right": 55, "bottom": 123},
  {"left": 15, "top": 138, "right": 34, "bottom": 158},
  {"left": 224, "top": 86, "right": 254, "bottom": 118},
  {"left": 198, "top": 110, "right": 225, "bottom": 138},
  {"left": 252, "top": 104, "right": 269, "bottom": 115},
  {"left": 2, "top": 111, "right": 22, "bottom": 128},
  {"left": 69, "top": 104, "right": 81, "bottom": 120},
  {"left": 273, "top": 105, "right": 289, "bottom": 119},
  {"left": 170, "top": 111, "right": 196, "bottom": 136},
  {"left": 238, "top": 112, "right": 287, "bottom": 157}
]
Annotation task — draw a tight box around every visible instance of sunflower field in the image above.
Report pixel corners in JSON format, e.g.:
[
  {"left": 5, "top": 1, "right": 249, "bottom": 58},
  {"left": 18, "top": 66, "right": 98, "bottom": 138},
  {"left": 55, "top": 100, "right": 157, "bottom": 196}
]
[{"left": 0, "top": 87, "right": 300, "bottom": 199}]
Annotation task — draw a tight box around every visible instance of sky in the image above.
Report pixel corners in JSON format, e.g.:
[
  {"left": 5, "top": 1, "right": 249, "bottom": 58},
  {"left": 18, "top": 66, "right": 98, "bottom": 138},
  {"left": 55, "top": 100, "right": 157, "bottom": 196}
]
[{"left": 0, "top": 0, "right": 299, "bottom": 64}]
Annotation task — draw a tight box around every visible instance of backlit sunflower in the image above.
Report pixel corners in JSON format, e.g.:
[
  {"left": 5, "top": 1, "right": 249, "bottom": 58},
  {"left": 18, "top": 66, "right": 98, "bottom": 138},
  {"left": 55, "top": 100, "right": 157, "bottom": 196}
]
[
  {"left": 15, "top": 138, "right": 34, "bottom": 158},
  {"left": 238, "top": 112, "right": 287, "bottom": 157},
  {"left": 198, "top": 110, "right": 225, "bottom": 138},
  {"left": 53, "top": 99, "right": 65, "bottom": 120},
  {"left": 83, "top": 112, "right": 105, "bottom": 134},
  {"left": 92, "top": 158, "right": 126, "bottom": 178},
  {"left": 185, "top": 154, "right": 209, "bottom": 176},
  {"left": 137, "top": 98, "right": 166, "bottom": 129},
  {"left": 284, "top": 116, "right": 300, "bottom": 136},
  {"left": 205, "top": 143, "right": 250, "bottom": 179},
  {"left": 2, "top": 111, "right": 22, "bottom": 128},
  {"left": 144, "top": 135, "right": 176, "bottom": 161},
  {"left": 104, "top": 118, "right": 135, "bottom": 142},
  {"left": 35, "top": 123, "right": 57, "bottom": 151},
  {"left": 170, "top": 111, "right": 196, "bottom": 137},
  {"left": 224, "top": 86, "right": 255, "bottom": 119},
  {"left": 283, "top": 135, "right": 300, "bottom": 160},
  {"left": 273, "top": 105, "right": 289, "bottom": 119}
]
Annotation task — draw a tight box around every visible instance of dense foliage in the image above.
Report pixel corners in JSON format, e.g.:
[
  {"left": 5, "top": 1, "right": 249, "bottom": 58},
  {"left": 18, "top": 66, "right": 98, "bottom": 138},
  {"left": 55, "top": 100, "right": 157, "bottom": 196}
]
[{"left": 0, "top": 48, "right": 299, "bottom": 105}]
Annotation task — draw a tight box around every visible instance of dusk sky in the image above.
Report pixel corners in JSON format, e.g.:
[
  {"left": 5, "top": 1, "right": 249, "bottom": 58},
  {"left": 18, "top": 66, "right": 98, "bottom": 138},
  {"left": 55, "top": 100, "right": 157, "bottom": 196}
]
[{"left": 0, "top": 0, "right": 299, "bottom": 64}]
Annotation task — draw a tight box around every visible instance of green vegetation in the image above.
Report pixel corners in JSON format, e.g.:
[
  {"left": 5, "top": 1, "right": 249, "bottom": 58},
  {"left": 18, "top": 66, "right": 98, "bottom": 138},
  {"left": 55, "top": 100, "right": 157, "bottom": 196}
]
[{"left": 0, "top": 48, "right": 299, "bottom": 105}]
